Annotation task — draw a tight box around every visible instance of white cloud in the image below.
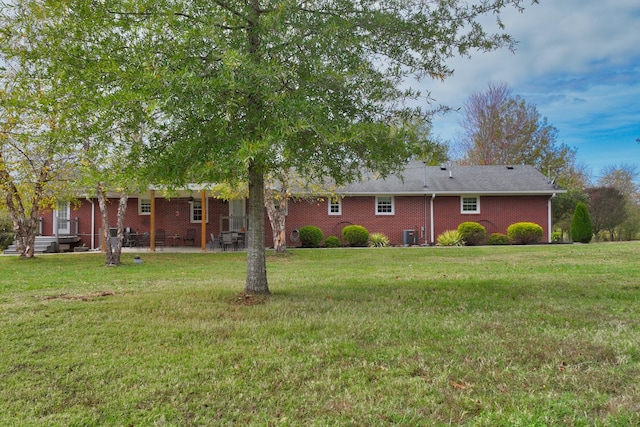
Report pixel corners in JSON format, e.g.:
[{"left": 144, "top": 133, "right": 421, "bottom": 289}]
[{"left": 425, "top": 0, "right": 640, "bottom": 176}]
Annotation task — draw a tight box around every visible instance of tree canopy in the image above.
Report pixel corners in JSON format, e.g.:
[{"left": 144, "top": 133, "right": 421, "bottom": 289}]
[
  {"left": 456, "top": 82, "right": 585, "bottom": 188},
  {"left": 2, "top": 0, "right": 538, "bottom": 290}
]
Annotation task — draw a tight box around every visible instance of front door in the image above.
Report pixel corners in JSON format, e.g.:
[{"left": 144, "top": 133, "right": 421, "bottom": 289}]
[
  {"left": 56, "top": 202, "right": 71, "bottom": 235},
  {"left": 229, "top": 199, "right": 246, "bottom": 231}
]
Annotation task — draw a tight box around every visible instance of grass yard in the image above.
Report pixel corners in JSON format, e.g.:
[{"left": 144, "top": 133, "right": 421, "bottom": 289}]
[{"left": 1, "top": 243, "right": 639, "bottom": 426}]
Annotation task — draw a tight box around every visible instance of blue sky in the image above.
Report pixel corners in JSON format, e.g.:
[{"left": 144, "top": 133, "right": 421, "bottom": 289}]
[{"left": 425, "top": 0, "right": 640, "bottom": 183}]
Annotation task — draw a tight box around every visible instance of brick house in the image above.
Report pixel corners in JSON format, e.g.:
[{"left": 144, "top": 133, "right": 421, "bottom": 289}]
[{"left": 26, "top": 161, "right": 563, "bottom": 252}]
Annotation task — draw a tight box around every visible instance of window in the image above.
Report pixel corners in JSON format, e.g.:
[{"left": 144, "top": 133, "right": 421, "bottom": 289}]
[
  {"left": 138, "top": 198, "right": 151, "bottom": 215},
  {"left": 376, "top": 196, "right": 394, "bottom": 215},
  {"left": 328, "top": 198, "right": 342, "bottom": 215},
  {"left": 461, "top": 196, "right": 480, "bottom": 214},
  {"left": 190, "top": 199, "right": 209, "bottom": 223}
]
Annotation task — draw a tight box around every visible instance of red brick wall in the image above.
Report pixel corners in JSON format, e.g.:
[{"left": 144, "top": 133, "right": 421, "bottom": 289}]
[
  {"left": 40, "top": 193, "right": 551, "bottom": 248},
  {"left": 432, "top": 196, "right": 550, "bottom": 243},
  {"left": 279, "top": 194, "right": 551, "bottom": 246}
]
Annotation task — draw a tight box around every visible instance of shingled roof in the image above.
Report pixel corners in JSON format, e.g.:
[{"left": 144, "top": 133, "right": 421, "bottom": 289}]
[{"left": 339, "top": 160, "right": 564, "bottom": 195}]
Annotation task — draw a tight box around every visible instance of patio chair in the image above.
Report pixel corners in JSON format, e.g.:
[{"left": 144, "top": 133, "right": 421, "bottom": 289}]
[
  {"left": 221, "top": 232, "right": 236, "bottom": 251},
  {"left": 155, "top": 229, "right": 166, "bottom": 250},
  {"left": 184, "top": 228, "right": 196, "bottom": 246},
  {"left": 208, "top": 233, "right": 220, "bottom": 251},
  {"left": 136, "top": 232, "right": 150, "bottom": 247}
]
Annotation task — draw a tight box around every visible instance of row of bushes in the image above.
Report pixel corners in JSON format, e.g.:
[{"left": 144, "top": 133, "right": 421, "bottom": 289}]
[
  {"left": 298, "top": 224, "right": 389, "bottom": 248},
  {"left": 437, "top": 221, "right": 544, "bottom": 246}
]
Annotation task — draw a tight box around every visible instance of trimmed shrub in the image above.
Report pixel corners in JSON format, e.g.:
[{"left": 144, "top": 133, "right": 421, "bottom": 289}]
[
  {"left": 298, "top": 225, "right": 323, "bottom": 248},
  {"left": 324, "top": 236, "right": 341, "bottom": 248},
  {"left": 368, "top": 232, "right": 389, "bottom": 247},
  {"left": 570, "top": 202, "right": 593, "bottom": 243},
  {"left": 436, "top": 230, "right": 464, "bottom": 246},
  {"left": 341, "top": 225, "right": 369, "bottom": 247},
  {"left": 487, "top": 232, "right": 510, "bottom": 245},
  {"left": 551, "top": 231, "right": 563, "bottom": 243},
  {"left": 507, "top": 222, "right": 543, "bottom": 245},
  {"left": 457, "top": 221, "right": 486, "bottom": 246}
]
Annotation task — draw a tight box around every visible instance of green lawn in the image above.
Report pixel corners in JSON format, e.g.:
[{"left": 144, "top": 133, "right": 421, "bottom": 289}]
[{"left": 1, "top": 243, "right": 639, "bottom": 426}]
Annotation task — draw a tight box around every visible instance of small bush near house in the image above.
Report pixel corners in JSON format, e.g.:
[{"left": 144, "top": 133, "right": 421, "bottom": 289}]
[
  {"left": 342, "top": 225, "right": 369, "bottom": 247},
  {"left": 299, "top": 225, "right": 323, "bottom": 248},
  {"left": 487, "top": 232, "right": 510, "bottom": 245},
  {"left": 368, "top": 232, "right": 389, "bottom": 247},
  {"left": 551, "top": 231, "right": 563, "bottom": 243},
  {"left": 437, "top": 230, "right": 464, "bottom": 246},
  {"left": 457, "top": 221, "right": 486, "bottom": 246},
  {"left": 570, "top": 202, "right": 593, "bottom": 243},
  {"left": 507, "top": 222, "right": 543, "bottom": 245},
  {"left": 324, "top": 236, "right": 341, "bottom": 248}
]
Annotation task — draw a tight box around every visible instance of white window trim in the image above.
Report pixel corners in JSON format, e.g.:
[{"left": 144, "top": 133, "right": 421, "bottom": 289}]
[
  {"left": 461, "top": 195, "right": 480, "bottom": 214},
  {"left": 138, "top": 198, "right": 151, "bottom": 216},
  {"left": 328, "top": 198, "right": 342, "bottom": 215},
  {"left": 375, "top": 196, "right": 395, "bottom": 215},
  {"left": 190, "top": 198, "right": 209, "bottom": 223}
]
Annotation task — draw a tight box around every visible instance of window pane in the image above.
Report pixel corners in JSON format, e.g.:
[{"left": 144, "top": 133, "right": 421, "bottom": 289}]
[{"left": 377, "top": 197, "right": 393, "bottom": 214}]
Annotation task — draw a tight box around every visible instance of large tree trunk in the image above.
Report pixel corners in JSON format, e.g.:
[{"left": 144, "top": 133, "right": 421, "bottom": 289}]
[
  {"left": 96, "top": 185, "right": 113, "bottom": 265},
  {"left": 245, "top": 160, "right": 270, "bottom": 294}
]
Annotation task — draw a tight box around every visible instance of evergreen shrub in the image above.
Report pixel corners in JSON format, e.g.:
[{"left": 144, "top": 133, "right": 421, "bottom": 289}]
[
  {"left": 457, "top": 221, "right": 486, "bottom": 246},
  {"left": 570, "top": 202, "right": 593, "bottom": 243},
  {"left": 324, "top": 236, "right": 341, "bottom": 248},
  {"left": 341, "top": 225, "right": 369, "bottom": 247},
  {"left": 507, "top": 222, "right": 543, "bottom": 244},
  {"left": 487, "top": 232, "right": 509, "bottom": 245},
  {"left": 299, "top": 225, "right": 323, "bottom": 248}
]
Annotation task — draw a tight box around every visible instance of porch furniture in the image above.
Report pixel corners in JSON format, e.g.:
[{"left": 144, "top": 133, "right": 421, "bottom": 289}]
[
  {"left": 136, "top": 232, "right": 150, "bottom": 247},
  {"left": 221, "top": 232, "right": 237, "bottom": 251},
  {"left": 169, "top": 234, "right": 181, "bottom": 246},
  {"left": 184, "top": 229, "right": 196, "bottom": 246},
  {"left": 155, "top": 229, "right": 166, "bottom": 250},
  {"left": 236, "top": 232, "right": 246, "bottom": 248},
  {"left": 208, "top": 233, "right": 220, "bottom": 251}
]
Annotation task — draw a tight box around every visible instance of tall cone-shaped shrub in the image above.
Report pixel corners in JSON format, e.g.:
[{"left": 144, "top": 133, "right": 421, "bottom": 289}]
[{"left": 570, "top": 202, "right": 593, "bottom": 243}]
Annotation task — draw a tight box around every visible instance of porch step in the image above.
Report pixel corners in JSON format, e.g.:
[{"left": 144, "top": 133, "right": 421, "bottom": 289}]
[{"left": 3, "top": 236, "right": 59, "bottom": 255}]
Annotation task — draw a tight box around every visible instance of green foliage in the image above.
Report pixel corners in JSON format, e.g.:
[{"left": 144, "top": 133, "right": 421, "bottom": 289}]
[
  {"left": 341, "top": 225, "right": 370, "bottom": 247},
  {"left": 368, "top": 232, "right": 390, "bottom": 247},
  {"left": 570, "top": 202, "right": 593, "bottom": 243},
  {"left": 457, "top": 221, "right": 486, "bottom": 246},
  {"left": 487, "top": 232, "right": 510, "bottom": 245},
  {"left": 507, "top": 222, "right": 544, "bottom": 245},
  {"left": 437, "top": 230, "right": 464, "bottom": 246},
  {"left": 551, "top": 231, "right": 564, "bottom": 243},
  {"left": 323, "top": 236, "right": 341, "bottom": 248},
  {"left": 298, "top": 225, "right": 323, "bottom": 248},
  {"left": 0, "top": 213, "right": 14, "bottom": 251}
]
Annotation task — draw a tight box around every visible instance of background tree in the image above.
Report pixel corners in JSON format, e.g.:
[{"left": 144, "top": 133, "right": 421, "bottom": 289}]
[
  {"left": 0, "top": 8, "right": 79, "bottom": 258},
  {"left": 585, "top": 186, "right": 627, "bottom": 240},
  {"left": 456, "top": 82, "right": 584, "bottom": 187},
  {"left": 552, "top": 189, "right": 589, "bottom": 241},
  {"left": 17, "top": 0, "right": 537, "bottom": 293},
  {"left": 597, "top": 164, "right": 639, "bottom": 241}
]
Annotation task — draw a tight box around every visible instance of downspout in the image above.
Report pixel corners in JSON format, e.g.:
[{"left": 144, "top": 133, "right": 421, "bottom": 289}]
[
  {"left": 86, "top": 196, "right": 95, "bottom": 250},
  {"left": 430, "top": 193, "right": 436, "bottom": 245},
  {"left": 548, "top": 193, "right": 556, "bottom": 242}
]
